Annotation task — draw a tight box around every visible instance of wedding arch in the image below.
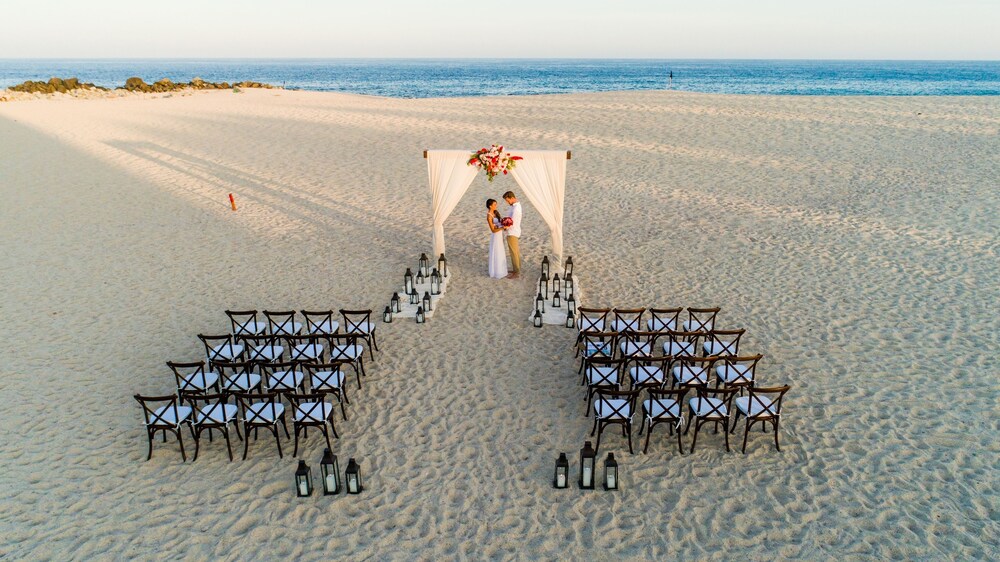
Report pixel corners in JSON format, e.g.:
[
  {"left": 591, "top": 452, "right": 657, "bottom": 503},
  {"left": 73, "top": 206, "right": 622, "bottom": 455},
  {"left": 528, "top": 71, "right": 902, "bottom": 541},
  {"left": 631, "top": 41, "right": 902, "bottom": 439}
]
[{"left": 424, "top": 148, "right": 570, "bottom": 264}]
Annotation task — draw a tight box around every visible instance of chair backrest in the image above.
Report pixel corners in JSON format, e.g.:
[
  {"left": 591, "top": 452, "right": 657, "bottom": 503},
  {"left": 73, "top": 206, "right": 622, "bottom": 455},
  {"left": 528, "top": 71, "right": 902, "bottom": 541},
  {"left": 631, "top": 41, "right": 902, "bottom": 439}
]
[
  {"left": 629, "top": 355, "right": 671, "bottom": 375},
  {"left": 180, "top": 391, "right": 230, "bottom": 424},
  {"left": 261, "top": 360, "right": 299, "bottom": 380},
  {"left": 664, "top": 331, "right": 705, "bottom": 357},
  {"left": 198, "top": 334, "right": 237, "bottom": 362},
  {"left": 586, "top": 356, "right": 624, "bottom": 385},
  {"left": 225, "top": 310, "right": 261, "bottom": 336},
  {"left": 612, "top": 307, "right": 645, "bottom": 332},
  {"left": 214, "top": 360, "right": 258, "bottom": 390},
  {"left": 285, "top": 334, "right": 325, "bottom": 363},
  {"left": 577, "top": 307, "right": 610, "bottom": 332},
  {"left": 301, "top": 310, "right": 337, "bottom": 335},
  {"left": 581, "top": 331, "right": 618, "bottom": 358},
  {"left": 235, "top": 392, "right": 280, "bottom": 424},
  {"left": 289, "top": 392, "right": 329, "bottom": 422},
  {"left": 238, "top": 334, "right": 284, "bottom": 363},
  {"left": 691, "top": 386, "right": 738, "bottom": 418},
  {"left": 648, "top": 307, "right": 682, "bottom": 332},
  {"left": 134, "top": 394, "right": 183, "bottom": 428},
  {"left": 304, "top": 361, "right": 349, "bottom": 388},
  {"left": 646, "top": 387, "right": 688, "bottom": 417},
  {"left": 674, "top": 356, "right": 717, "bottom": 387},
  {"left": 717, "top": 354, "right": 763, "bottom": 387},
  {"left": 263, "top": 310, "right": 299, "bottom": 335},
  {"left": 339, "top": 310, "right": 373, "bottom": 333},
  {"left": 327, "top": 333, "right": 361, "bottom": 361},
  {"left": 745, "top": 385, "right": 790, "bottom": 419},
  {"left": 166, "top": 361, "right": 212, "bottom": 392},
  {"left": 593, "top": 388, "right": 639, "bottom": 420},
  {"left": 708, "top": 329, "right": 745, "bottom": 356},
  {"left": 687, "top": 307, "right": 720, "bottom": 332}
]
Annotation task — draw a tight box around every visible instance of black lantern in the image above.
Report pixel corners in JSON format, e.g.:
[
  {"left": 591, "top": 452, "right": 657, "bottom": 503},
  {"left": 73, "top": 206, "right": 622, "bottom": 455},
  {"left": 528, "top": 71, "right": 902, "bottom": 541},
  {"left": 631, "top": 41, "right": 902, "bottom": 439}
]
[
  {"left": 553, "top": 290, "right": 561, "bottom": 309},
  {"left": 535, "top": 292, "right": 545, "bottom": 314},
  {"left": 579, "top": 441, "right": 596, "bottom": 490},
  {"left": 538, "top": 273, "right": 549, "bottom": 299},
  {"left": 567, "top": 294, "right": 577, "bottom": 315},
  {"left": 565, "top": 274, "right": 574, "bottom": 298},
  {"left": 345, "top": 458, "right": 363, "bottom": 494},
  {"left": 552, "top": 273, "right": 561, "bottom": 292},
  {"left": 391, "top": 292, "right": 401, "bottom": 313},
  {"left": 566, "top": 309, "right": 576, "bottom": 329},
  {"left": 404, "top": 268, "right": 414, "bottom": 296},
  {"left": 415, "top": 306, "right": 425, "bottom": 324},
  {"left": 541, "top": 256, "right": 550, "bottom": 278},
  {"left": 383, "top": 306, "right": 392, "bottom": 324},
  {"left": 430, "top": 269, "right": 442, "bottom": 295},
  {"left": 416, "top": 270, "right": 425, "bottom": 286},
  {"left": 418, "top": 253, "right": 429, "bottom": 277},
  {"left": 422, "top": 291, "right": 432, "bottom": 312},
  {"left": 604, "top": 453, "right": 619, "bottom": 491},
  {"left": 553, "top": 453, "right": 569, "bottom": 489},
  {"left": 295, "top": 460, "right": 313, "bottom": 497},
  {"left": 533, "top": 310, "right": 543, "bottom": 328},
  {"left": 409, "top": 289, "right": 419, "bottom": 305},
  {"left": 320, "top": 448, "right": 341, "bottom": 495},
  {"left": 564, "top": 256, "right": 574, "bottom": 278},
  {"left": 438, "top": 253, "right": 448, "bottom": 277}
]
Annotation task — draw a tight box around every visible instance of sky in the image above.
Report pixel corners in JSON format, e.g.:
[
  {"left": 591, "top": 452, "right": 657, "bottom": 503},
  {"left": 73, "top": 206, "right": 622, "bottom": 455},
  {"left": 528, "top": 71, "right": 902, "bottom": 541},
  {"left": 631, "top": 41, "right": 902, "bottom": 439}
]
[{"left": 1, "top": 0, "right": 998, "bottom": 59}]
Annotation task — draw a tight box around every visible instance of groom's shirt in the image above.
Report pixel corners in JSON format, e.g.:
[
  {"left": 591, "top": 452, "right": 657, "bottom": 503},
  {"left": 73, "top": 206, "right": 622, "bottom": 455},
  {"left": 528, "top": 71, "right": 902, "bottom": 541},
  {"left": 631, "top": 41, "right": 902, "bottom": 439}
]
[{"left": 507, "top": 202, "right": 522, "bottom": 237}]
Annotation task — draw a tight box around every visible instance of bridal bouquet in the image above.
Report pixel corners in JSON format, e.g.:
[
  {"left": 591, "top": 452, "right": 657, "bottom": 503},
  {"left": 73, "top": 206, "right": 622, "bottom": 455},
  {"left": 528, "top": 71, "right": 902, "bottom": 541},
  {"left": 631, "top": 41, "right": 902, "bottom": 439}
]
[
  {"left": 468, "top": 144, "right": 523, "bottom": 182},
  {"left": 501, "top": 217, "right": 514, "bottom": 227}
]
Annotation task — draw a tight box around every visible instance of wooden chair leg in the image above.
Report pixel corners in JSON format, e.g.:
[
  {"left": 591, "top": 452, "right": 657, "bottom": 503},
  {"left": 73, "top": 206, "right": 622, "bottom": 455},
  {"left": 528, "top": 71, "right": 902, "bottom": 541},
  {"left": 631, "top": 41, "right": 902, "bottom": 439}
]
[
  {"left": 323, "top": 425, "right": 333, "bottom": 452},
  {"left": 773, "top": 419, "right": 781, "bottom": 451},
  {"left": 643, "top": 421, "right": 653, "bottom": 453},
  {"left": 146, "top": 429, "right": 155, "bottom": 461},
  {"left": 594, "top": 423, "right": 603, "bottom": 454},
  {"left": 243, "top": 425, "right": 252, "bottom": 460},
  {"left": 741, "top": 420, "right": 751, "bottom": 453},
  {"left": 339, "top": 395, "right": 348, "bottom": 420},
  {"left": 690, "top": 419, "right": 701, "bottom": 453},
  {"left": 293, "top": 425, "right": 301, "bottom": 457},
  {"left": 723, "top": 420, "right": 730, "bottom": 452},
  {"left": 626, "top": 423, "right": 634, "bottom": 454},
  {"left": 224, "top": 428, "right": 233, "bottom": 462},
  {"left": 676, "top": 422, "right": 684, "bottom": 455},
  {"left": 176, "top": 429, "right": 187, "bottom": 462},
  {"left": 280, "top": 417, "right": 290, "bottom": 439},
  {"left": 192, "top": 428, "right": 202, "bottom": 462},
  {"left": 273, "top": 426, "right": 283, "bottom": 459}
]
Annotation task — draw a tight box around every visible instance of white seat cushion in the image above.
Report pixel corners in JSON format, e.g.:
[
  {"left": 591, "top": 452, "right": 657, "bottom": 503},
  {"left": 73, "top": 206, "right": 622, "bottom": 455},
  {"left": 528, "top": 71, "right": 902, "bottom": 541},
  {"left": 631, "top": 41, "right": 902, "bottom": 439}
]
[
  {"left": 672, "top": 365, "right": 709, "bottom": 385},
  {"left": 594, "top": 399, "right": 632, "bottom": 420},
  {"left": 689, "top": 397, "right": 728, "bottom": 418},
  {"left": 609, "top": 318, "right": 640, "bottom": 332},
  {"left": 579, "top": 319, "right": 605, "bottom": 332},
  {"left": 196, "top": 403, "right": 238, "bottom": 425},
  {"left": 619, "top": 340, "right": 651, "bottom": 357},
  {"left": 295, "top": 401, "right": 333, "bottom": 422},
  {"left": 664, "top": 341, "right": 695, "bottom": 356},
  {"left": 292, "top": 343, "right": 324, "bottom": 361},
  {"left": 684, "top": 319, "right": 714, "bottom": 332},
  {"left": 179, "top": 371, "right": 219, "bottom": 391},
  {"left": 151, "top": 404, "right": 192, "bottom": 426},
  {"left": 211, "top": 343, "right": 244, "bottom": 361},
  {"left": 233, "top": 321, "right": 266, "bottom": 336},
  {"left": 629, "top": 366, "right": 664, "bottom": 385},
  {"left": 223, "top": 373, "right": 261, "bottom": 392},
  {"left": 268, "top": 370, "right": 304, "bottom": 390},
  {"left": 249, "top": 345, "right": 284, "bottom": 362},
  {"left": 246, "top": 402, "right": 284, "bottom": 423},
  {"left": 270, "top": 321, "right": 303, "bottom": 336},
  {"left": 346, "top": 321, "right": 375, "bottom": 335},
  {"left": 715, "top": 364, "right": 753, "bottom": 384},
  {"left": 311, "top": 370, "right": 346, "bottom": 391},
  {"left": 586, "top": 366, "right": 619, "bottom": 385},
  {"left": 644, "top": 398, "right": 680, "bottom": 420},
  {"left": 735, "top": 396, "right": 777, "bottom": 418},
  {"left": 647, "top": 318, "right": 676, "bottom": 332},
  {"left": 307, "top": 319, "right": 340, "bottom": 334},
  {"left": 704, "top": 340, "right": 738, "bottom": 356},
  {"left": 330, "top": 344, "right": 363, "bottom": 361},
  {"left": 584, "top": 341, "right": 613, "bottom": 357}
]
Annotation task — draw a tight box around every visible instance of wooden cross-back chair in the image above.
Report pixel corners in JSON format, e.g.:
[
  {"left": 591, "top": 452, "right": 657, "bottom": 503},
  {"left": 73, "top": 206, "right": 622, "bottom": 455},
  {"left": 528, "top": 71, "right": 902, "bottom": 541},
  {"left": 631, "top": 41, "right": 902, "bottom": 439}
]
[
  {"left": 578, "top": 331, "right": 619, "bottom": 374},
  {"left": 303, "top": 362, "right": 350, "bottom": 420},
  {"left": 180, "top": 391, "right": 241, "bottom": 462},
  {"left": 662, "top": 330, "right": 704, "bottom": 359},
  {"left": 582, "top": 356, "right": 624, "bottom": 416},
  {"left": 609, "top": 307, "right": 645, "bottom": 333},
  {"left": 715, "top": 354, "right": 763, "bottom": 392},
  {"left": 263, "top": 310, "right": 302, "bottom": 337},
  {"left": 732, "top": 385, "right": 791, "bottom": 453},
  {"left": 639, "top": 387, "right": 688, "bottom": 454},
  {"left": 301, "top": 309, "right": 340, "bottom": 336},
  {"left": 647, "top": 307, "right": 682, "bottom": 333},
  {"left": 225, "top": 309, "right": 266, "bottom": 337},
  {"left": 627, "top": 356, "right": 671, "bottom": 395},
  {"left": 340, "top": 309, "right": 378, "bottom": 360},
  {"left": 239, "top": 334, "right": 285, "bottom": 365},
  {"left": 235, "top": 391, "right": 288, "bottom": 459},
  {"left": 684, "top": 307, "right": 720, "bottom": 332},
  {"left": 198, "top": 334, "right": 244, "bottom": 366},
  {"left": 134, "top": 394, "right": 192, "bottom": 461},
  {"left": 166, "top": 360, "right": 220, "bottom": 395},
  {"left": 575, "top": 307, "right": 611, "bottom": 350},
  {"left": 215, "top": 360, "right": 263, "bottom": 395},
  {"left": 288, "top": 392, "right": 339, "bottom": 457},
  {"left": 671, "top": 356, "right": 716, "bottom": 391},
  {"left": 286, "top": 334, "right": 326, "bottom": 364},
  {"left": 327, "top": 333, "right": 366, "bottom": 387},
  {"left": 686, "top": 386, "right": 739, "bottom": 452},
  {"left": 703, "top": 328, "right": 745, "bottom": 357},
  {"left": 261, "top": 360, "right": 306, "bottom": 400},
  {"left": 591, "top": 388, "right": 640, "bottom": 454},
  {"left": 618, "top": 330, "right": 659, "bottom": 361}
]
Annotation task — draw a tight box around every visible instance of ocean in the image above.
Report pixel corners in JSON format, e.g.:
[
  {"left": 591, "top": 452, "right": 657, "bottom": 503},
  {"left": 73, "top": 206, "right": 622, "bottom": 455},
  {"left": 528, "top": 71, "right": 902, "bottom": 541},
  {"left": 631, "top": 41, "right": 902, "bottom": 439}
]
[{"left": 1, "top": 59, "right": 998, "bottom": 97}]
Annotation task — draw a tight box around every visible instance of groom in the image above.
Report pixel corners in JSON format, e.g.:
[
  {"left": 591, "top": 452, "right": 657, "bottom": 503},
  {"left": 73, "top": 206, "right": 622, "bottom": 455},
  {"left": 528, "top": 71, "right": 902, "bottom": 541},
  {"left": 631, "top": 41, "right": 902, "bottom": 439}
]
[{"left": 502, "top": 191, "right": 522, "bottom": 279}]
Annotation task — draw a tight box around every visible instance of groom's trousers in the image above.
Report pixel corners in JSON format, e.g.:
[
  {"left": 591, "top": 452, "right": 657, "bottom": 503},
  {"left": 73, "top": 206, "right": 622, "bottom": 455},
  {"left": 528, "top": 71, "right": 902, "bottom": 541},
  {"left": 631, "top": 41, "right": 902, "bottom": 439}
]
[{"left": 507, "top": 236, "right": 521, "bottom": 274}]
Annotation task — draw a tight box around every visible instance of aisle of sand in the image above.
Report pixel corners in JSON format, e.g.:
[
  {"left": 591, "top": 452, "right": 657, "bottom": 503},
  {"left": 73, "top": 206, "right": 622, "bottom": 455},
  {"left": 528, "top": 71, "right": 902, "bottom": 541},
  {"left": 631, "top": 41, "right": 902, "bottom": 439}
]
[{"left": 1, "top": 89, "right": 997, "bottom": 559}]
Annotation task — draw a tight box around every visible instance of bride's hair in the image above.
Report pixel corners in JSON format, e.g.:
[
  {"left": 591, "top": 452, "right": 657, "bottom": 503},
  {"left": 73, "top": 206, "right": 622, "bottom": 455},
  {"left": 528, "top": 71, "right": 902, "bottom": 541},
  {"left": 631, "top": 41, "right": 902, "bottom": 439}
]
[{"left": 486, "top": 198, "right": 502, "bottom": 221}]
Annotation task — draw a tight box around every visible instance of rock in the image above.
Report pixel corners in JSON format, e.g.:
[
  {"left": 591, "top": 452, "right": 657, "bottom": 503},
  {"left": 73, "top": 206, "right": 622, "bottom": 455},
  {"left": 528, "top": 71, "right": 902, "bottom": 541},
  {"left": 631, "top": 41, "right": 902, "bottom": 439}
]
[
  {"left": 124, "top": 77, "right": 151, "bottom": 92},
  {"left": 152, "top": 78, "right": 175, "bottom": 92},
  {"left": 64, "top": 77, "right": 80, "bottom": 89}
]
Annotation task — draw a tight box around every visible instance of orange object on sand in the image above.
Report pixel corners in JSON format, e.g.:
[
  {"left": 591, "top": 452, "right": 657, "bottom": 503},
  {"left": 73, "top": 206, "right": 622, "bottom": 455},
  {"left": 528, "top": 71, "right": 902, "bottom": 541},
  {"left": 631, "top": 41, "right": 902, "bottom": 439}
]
[{"left": 229, "top": 193, "right": 237, "bottom": 211}]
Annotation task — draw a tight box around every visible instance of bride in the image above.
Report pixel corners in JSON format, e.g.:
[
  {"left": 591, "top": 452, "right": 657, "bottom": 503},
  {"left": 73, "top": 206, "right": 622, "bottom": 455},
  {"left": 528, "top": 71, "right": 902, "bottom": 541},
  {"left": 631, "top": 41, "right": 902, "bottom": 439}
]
[{"left": 486, "top": 198, "right": 508, "bottom": 279}]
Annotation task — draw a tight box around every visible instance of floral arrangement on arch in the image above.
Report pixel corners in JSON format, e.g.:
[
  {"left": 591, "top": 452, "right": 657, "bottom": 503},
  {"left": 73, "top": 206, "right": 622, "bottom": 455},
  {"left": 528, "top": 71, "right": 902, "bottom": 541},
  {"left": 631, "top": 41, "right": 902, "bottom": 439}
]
[{"left": 468, "top": 144, "right": 523, "bottom": 182}]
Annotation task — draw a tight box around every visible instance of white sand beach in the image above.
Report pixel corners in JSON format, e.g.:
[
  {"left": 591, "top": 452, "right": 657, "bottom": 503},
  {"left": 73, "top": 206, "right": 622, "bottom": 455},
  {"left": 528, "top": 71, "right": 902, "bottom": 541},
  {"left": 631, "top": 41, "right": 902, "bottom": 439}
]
[{"left": 1, "top": 88, "right": 998, "bottom": 559}]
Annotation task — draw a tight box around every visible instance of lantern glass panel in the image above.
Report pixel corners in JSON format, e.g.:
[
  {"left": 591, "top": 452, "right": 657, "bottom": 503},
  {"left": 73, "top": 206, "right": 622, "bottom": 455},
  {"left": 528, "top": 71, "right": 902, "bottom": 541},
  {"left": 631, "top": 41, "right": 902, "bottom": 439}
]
[
  {"left": 553, "top": 291, "right": 561, "bottom": 308},
  {"left": 423, "top": 292, "right": 432, "bottom": 312},
  {"left": 604, "top": 453, "right": 619, "bottom": 490},
  {"left": 383, "top": 306, "right": 392, "bottom": 323},
  {"left": 295, "top": 460, "right": 313, "bottom": 497},
  {"left": 566, "top": 310, "right": 575, "bottom": 329},
  {"left": 346, "top": 458, "right": 362, "bottom": 494},
  {"left": 416, "top": 307, "right": 425, "bottom": 323},
  {"left": 554, "top": 453, "right": 569, "bottom": 489},
  {"left": 321, "top": 449, "right": 340, "bottom": 495},
  {"left": 535, "top": 293, "right": 545, "bottom": 313},
  {"left": 580, "top": 441, "right": 596, "bottom": 489},
  {"left": 438, "top": 253, "right": 448, "bottom": 277},
  {"left": 391, "top": 293, "right": 401, "bottom": 313},
  {"left": 533, "top": 310, "right": 542, "bottom": 328}
]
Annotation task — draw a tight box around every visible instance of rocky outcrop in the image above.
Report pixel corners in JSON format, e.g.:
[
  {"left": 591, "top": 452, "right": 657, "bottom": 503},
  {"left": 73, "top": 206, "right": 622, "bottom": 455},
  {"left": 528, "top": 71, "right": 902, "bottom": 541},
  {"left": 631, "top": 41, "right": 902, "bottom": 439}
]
[
  {"left": 3, "top": 76, "right": 276, "bottom": 102},
  {"left": 8, "top": 77, "right": 106, "bottom": 94}
]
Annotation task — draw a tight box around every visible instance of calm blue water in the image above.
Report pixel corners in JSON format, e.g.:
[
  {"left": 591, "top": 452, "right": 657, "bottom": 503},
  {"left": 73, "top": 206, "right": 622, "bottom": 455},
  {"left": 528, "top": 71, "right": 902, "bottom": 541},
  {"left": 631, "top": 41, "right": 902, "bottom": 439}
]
[{"left": 1, "top": 59, "right": 998, "bottom": 97}]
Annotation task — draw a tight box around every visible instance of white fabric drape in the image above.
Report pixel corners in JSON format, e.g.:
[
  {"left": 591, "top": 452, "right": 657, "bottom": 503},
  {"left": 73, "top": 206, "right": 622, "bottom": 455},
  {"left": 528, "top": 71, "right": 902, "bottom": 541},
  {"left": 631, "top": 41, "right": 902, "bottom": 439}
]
[
  {"left": 427, "top": 150, "right": 480, "bottom": 258},
  {"left": 509, "top": 151, "right": 567, "bottom": 264}
]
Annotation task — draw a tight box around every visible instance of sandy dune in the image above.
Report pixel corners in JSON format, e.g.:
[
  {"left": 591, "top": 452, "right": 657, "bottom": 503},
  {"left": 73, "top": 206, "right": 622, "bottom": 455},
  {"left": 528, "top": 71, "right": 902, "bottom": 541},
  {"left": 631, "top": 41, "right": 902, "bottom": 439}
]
[{"left": 1, "top": 89, "right": 997, "bottom": 559}]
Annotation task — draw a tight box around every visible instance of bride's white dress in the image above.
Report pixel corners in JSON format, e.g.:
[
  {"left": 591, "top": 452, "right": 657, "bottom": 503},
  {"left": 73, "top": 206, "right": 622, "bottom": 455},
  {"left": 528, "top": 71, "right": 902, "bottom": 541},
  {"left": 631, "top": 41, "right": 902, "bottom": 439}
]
[{"left": 488, "top": 218, "right": 508, "bottom": 279}]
